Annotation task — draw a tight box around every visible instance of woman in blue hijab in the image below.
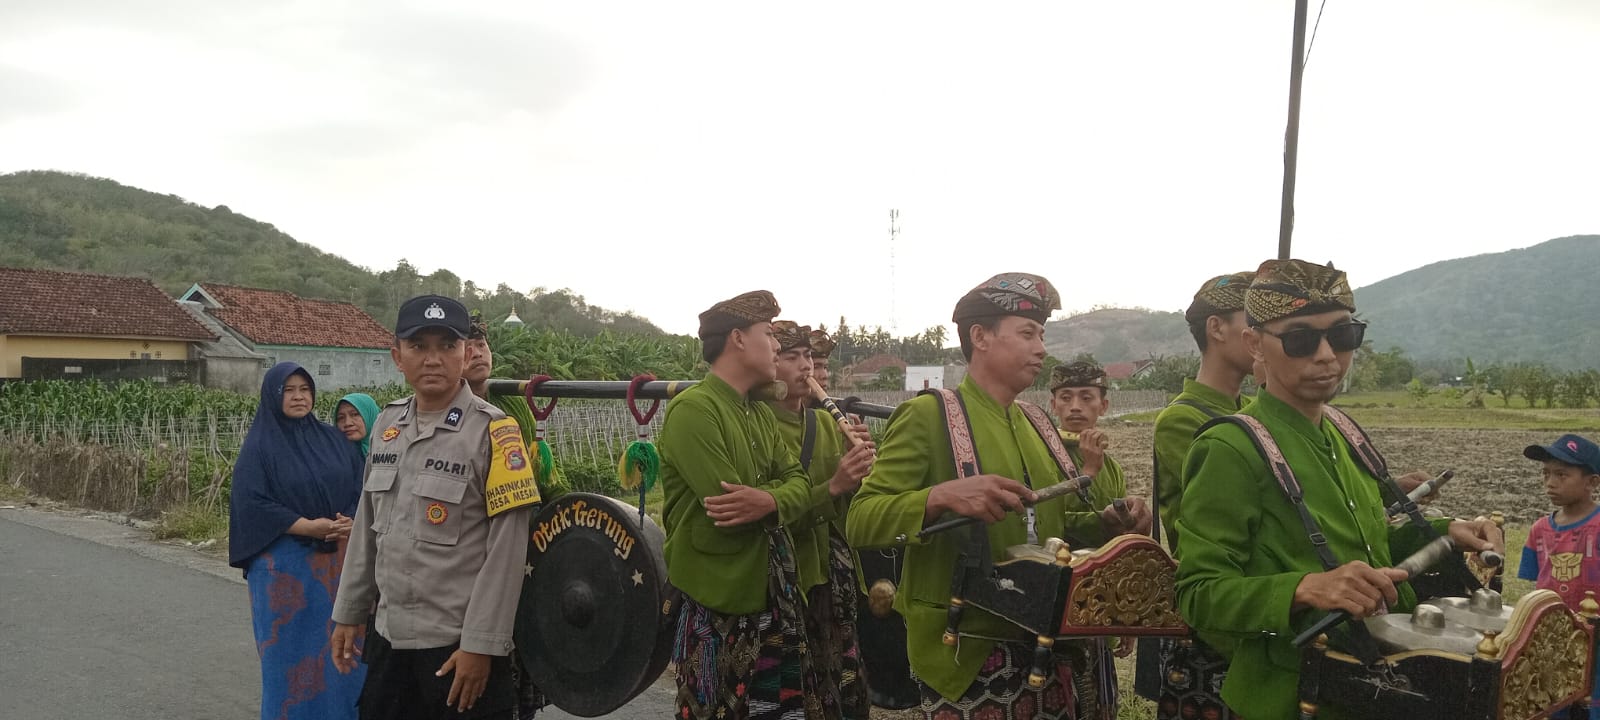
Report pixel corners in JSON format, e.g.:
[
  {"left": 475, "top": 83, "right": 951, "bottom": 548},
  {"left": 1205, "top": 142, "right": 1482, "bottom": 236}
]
[{"left": 230, "top": 362, "right": 366, "bottom": 720}]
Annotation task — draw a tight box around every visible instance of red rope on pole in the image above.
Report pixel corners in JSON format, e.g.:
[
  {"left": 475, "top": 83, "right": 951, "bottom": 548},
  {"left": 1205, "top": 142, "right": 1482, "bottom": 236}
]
[
  {"left": 523, "top": 375, "right": 558, "bottom": 421},
  {"left": 625, "top": 374, "right": 662, "bottom": 427}
]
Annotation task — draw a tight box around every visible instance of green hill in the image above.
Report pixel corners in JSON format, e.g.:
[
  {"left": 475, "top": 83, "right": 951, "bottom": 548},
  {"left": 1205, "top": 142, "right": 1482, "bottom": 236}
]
[
  {"left": 0, "top": 170, "right": 667, "bottom": 336},
  {"left": 1356, "top": 235, "right": 1600, "bottom": 369},
  {"left": 1043, "top": 307, "right": 1193, "bottom": 363}
]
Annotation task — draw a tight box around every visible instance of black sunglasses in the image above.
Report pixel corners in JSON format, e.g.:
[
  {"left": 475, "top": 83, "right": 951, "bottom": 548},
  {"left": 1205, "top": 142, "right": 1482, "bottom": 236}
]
[{"left": 1255, "top": 321, "right": 1367, "bottom": 358}]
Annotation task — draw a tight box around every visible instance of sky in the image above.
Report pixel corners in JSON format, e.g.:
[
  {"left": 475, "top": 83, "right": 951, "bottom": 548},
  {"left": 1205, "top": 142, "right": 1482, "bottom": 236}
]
[{"left": 1, "top": 0, "right": 1596, "bottom": 336}]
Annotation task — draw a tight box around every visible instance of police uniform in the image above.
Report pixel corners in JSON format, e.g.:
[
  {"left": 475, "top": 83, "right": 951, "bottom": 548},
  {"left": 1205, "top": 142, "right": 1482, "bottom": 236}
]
[{"left": 333, "top": 296, "right": 540, "bottom": 720}]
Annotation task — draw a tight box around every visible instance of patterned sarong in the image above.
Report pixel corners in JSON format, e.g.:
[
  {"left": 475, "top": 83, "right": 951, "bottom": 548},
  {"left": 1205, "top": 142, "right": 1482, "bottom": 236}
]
[
  {"left": 246, "top": 534, "right": 365, "bottom": 720},
  {"left": 673, "top": 528, "right": 811, "bottom": 720},
  {"left": 918, "top": 638, "right": 1120, "bottom": 720},
  {"left": 803, "top": 530, "right": 872, "bottom": 720},
  {"left": 1154, "top": 638, "right": 1237, "bottom": 720}
]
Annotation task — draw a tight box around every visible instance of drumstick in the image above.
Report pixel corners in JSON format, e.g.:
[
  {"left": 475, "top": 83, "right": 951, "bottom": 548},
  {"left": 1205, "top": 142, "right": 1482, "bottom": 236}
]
[
  {"left": 807, "top": 377, "right": 865, "bottom": 449},
  {"left": 1386, "top": 469, "right": 1453, "bottom": 516},
  {"left": 917, "top": 475, "right": 1094, "bottom": 538},
  {"left": 1291, "top": 536, "right": 1457, "bottom": 647}
]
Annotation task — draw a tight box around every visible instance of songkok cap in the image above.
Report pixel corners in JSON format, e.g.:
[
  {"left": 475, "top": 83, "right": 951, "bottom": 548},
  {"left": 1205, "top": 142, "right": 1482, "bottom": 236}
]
[
  {"left": 396, "top": 295, "right": 470, "bottom": 339},
  {"left": 467, "top": 310, "right": 490, "bottom": 340},
  {"left": 1049, "top": 360, "right": 1107, "bottom": 392},
  {"left": 1184, "top": 271, "right": 1255, "bottom": 324},
  {"left": 772, "top": 321, "right": 811, "bottom": 352},
  {"left": 808, "top": 328, "right": 836, "bottom": 359},
  {"left": 1246, "top": 259, "right": 1355, "bottom": 325},
  {"left": 951, "top": 272, "right": 1061, "bottom": 325},
  {"left": 698, "top": 290, "right": 781, "bottom": 339}
]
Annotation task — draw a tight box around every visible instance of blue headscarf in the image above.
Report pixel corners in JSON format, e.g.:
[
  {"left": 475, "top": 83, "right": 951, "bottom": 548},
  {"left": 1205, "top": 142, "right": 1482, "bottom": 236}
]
[
  {"left": 337, "top": 392, "right": 381, "bottom": 455},
  {"left": 229, "top": 362, "right": 366, "bottom": 569}
]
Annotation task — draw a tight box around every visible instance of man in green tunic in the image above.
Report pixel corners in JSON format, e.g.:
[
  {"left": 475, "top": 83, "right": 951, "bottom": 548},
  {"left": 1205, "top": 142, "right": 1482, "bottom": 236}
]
[
  {"left": 848, "top": 272, "right": 1149, "bottom": 720},
  {"left": 809, "top": 327, "right": 837, "bottom": 392},
  {"left": 1047, "top": 360, "right": 1127, "bottom": 514},
  {"left": 1173, "top": 259, "right": 1503, "bottom": 719},
  {"left": 769, "top": 320, "right": 875, "bottom": 720},
  {"left": 1151, "top": 272, "right": 1254, "bottom": 551},
  {"left": 659, "top": 290, "right": 838, "bottom": 720},
  {"left": 1141, "top": 272, "right": 1253, "bottom": 719}
]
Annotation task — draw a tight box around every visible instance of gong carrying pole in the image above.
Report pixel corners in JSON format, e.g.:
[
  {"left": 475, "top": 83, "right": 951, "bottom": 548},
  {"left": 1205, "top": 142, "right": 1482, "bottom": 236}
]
[{"left": 1278, "top": 0, "right": 1311, "bottom": 260}]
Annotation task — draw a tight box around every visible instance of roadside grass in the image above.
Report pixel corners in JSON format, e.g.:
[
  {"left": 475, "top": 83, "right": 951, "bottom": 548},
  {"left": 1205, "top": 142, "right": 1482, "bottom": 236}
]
[
  {"left": 151, "top": 503, "right": 229, "bottom": 543},
  {"left": 0, "top": 480, "right": 29, "bottom": 503}
]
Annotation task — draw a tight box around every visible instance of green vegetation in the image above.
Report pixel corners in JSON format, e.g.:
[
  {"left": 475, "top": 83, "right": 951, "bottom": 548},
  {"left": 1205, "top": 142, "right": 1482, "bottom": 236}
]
[
  {"left": 1333, "top": 390, "right": 1600, "bottom": 431},
  {"left": 151, "top": 503, "right": 230, "bottom": 543},
  {"left": 1358, "top": 235, "right": 1600, "bottom": 370},
  {"left": 0, "top": 170, "right": 668, "bottom": 338}
]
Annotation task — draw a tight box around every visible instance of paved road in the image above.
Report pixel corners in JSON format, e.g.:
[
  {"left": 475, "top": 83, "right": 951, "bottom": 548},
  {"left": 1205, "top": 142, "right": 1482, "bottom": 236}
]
[{"left": 0, "top": 507, "right": 674, "bottom": 720}]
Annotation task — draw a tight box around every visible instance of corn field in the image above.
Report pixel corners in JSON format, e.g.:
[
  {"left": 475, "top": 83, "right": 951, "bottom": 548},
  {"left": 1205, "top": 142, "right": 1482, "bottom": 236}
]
[{"left": 0, "top": 379, "right": 1169, "bottom": 515}]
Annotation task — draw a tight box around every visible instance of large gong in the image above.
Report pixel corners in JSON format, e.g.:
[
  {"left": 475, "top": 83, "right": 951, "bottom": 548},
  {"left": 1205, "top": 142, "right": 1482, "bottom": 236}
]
[{"left": 515, "top": 493, "right": 675, "bottom": 717}]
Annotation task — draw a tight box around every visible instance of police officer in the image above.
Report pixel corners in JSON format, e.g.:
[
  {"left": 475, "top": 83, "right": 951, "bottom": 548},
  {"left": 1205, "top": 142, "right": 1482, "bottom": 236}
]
[{"left": 332, "top": 295, "right": 541, "bottom": 720}]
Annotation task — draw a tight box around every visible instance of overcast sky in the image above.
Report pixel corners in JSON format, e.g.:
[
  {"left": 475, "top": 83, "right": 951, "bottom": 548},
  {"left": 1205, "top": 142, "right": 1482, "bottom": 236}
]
[{"left": 2, "top": 0, "right": 1595, "bottom": 336}]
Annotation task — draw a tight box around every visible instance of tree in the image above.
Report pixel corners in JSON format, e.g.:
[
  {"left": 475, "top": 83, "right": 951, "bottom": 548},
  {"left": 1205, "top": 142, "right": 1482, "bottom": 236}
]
[
  {"left": 1406, "top": 378, "right": 1432, "bottom": 407},
  {"left": 1556, "top": 371, "right": 1596, "bottom": 409},
  {"left": 868, "top": 366, "right": 905, "bottom": 391},
  {"left": 1127, "top": 355, "right": 1200, "bottom": 395}
]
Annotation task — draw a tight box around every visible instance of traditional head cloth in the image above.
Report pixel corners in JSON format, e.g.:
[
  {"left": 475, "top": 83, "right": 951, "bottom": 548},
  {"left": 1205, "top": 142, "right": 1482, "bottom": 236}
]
[
  {"left": 697, "top": 290, "right": 781, "bottom": 339},
  {"left": 771, "top": 320, "right": 811, "bottom": 352},
  {"left": 808, "top": 328, "right": 836, "bottom": 358},
  {"left": 1050, "top": 360, "right": 1108, "bottom": 392},
  {"left": 228, "top": 362, "right": 365, "bottom": 569},
  {"left": 1246, "top": 259, "right": 1356, "bottom": 325},
  {"left": 468, "top": 310, "right": 491, "bottom": 340},
  {"left": 336, "top": 392, "right": 381, "bottom": 455},
  {"left": 951, "top": 272, "right": 1061, "bottom": 325},
  {"left": 1184, "top": 271, "right": 1255, "bottom": 324}
]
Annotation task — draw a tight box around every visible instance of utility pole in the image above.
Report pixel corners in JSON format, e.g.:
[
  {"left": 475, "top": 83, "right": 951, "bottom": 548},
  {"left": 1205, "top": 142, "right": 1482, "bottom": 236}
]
[
  {"left": 888, "top": 209, "right": 900, "bottom": 334},
  {"left": 1278, "top": 0, "right": 1310, "bottom": 260}
]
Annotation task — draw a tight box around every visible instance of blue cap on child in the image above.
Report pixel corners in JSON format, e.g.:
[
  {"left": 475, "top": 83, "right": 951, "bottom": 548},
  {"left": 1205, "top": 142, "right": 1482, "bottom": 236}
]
[{"left": 1524, "top": 434, "right": 1600, "bottom": 476}]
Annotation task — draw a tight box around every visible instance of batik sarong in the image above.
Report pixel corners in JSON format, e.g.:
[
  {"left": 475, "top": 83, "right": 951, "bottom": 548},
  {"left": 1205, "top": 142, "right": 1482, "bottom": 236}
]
[{"left": 246, "top": 534, "right": 365, "bottom": 720}]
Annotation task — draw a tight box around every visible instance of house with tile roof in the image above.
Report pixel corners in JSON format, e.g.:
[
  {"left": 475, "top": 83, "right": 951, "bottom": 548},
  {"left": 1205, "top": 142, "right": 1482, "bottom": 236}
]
[
  {"left": 0, "top": 267, "right": 215, "bottom": 382},
  {"left": 180, "top": 283, "right": 401, "bottom": 390}
]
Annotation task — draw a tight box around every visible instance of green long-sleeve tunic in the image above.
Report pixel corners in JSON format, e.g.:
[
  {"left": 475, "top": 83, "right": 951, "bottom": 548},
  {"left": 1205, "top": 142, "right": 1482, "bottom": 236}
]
[
  {"left": 659, "top": 373, "right": 836, "bottom": 615},
  {"left": 1173, "top": 390, "right": 1451, "bottom": 719},
  {"left": 771, "top": 405, "right": 850, "bottom": 591},
  {"left": 1151, "top": 378, "right": 1242, "bottom": 549},
  {"left": 846, "top": 376, "right": 1110, "bottom": 700}
]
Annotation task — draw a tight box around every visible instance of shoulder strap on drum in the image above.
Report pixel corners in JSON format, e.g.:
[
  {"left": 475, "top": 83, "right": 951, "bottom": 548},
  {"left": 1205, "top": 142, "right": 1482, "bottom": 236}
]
[
  {"left": 1015, "top": 401, "right": 1083, "bottom": 482},
  {"left": 922, "top": 388, "right": 983, "bottom": 479},
  {"left": 1199, "top": 414, "right": 1341, "bottom": 573},
  {"left": 1322, "top": 406, "right": 1480, "bottom": 592},
  {"left": 1150, "top": 399, "right": 1225, "bottom": 545},
  {"left": 1201, "top": 412, "right": 1389, "bottom": 664},
  {"left": 799, "top": 409, "right": 817, "bottom": 472}
]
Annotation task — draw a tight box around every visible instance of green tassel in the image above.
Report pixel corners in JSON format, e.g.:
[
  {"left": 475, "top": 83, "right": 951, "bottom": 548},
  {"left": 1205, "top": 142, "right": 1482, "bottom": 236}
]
[
  {"left": 618, "top": 440, "right": 660, "bottom": 493},
  {"left": 534, "top": 439, "right": 554, "bottom": 488}
]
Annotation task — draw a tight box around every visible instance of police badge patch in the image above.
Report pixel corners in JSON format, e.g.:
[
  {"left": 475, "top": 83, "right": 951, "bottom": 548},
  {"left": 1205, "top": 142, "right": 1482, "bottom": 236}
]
[
  {"left": 425, "top": 502, "right": 448, "bottom": 525},
  {"left": 445, "top": 408, "right": 463, "bottom": 427},
  {"left": 382, "top": 426, "right": 400, "bottom": 442}
]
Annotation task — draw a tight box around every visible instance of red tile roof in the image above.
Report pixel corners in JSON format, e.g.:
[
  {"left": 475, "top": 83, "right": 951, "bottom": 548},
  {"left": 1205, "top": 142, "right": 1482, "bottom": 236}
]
[
  {"left": 1103, "top": 360, "right": 1154, "bottom": 381},
  {"left": 848, "top": 353, "right": 908, "bottom": 376},
  {"left": 0, "top": 266, "right": 214, "bottom": 341},
  {"left": 195, "top": 283, "right": 393, "bottom": 350}
]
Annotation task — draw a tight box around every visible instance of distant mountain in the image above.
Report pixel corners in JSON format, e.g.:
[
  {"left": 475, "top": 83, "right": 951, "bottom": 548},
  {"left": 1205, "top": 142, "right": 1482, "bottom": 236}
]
[
  {"left": 0, "top": 170, "right": 668, "bottom": 336},
  {"left": 1357, "top": 235, "right": 1600, "bottom": 369},
  {"left": 1043, "top": 308, "right": 1194, "bottom": 363}
]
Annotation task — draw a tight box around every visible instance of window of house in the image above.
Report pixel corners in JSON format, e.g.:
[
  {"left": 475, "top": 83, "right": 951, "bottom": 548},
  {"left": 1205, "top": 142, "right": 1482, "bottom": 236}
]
[{"left": 318, "top": 364, "right": 331, "bottom": 376}]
